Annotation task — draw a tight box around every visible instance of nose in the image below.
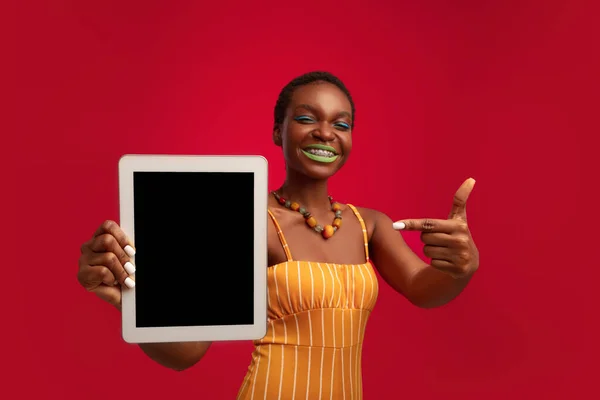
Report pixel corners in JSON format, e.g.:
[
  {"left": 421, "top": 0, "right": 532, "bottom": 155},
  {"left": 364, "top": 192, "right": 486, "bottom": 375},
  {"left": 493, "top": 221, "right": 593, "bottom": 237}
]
[{"left": 311, "top": 123, "right": 336, "bottom": 142}]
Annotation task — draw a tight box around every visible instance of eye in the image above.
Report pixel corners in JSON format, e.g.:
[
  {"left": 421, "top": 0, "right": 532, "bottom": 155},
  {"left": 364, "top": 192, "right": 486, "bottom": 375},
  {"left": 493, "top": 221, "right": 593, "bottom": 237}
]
[
  {"left": 334, "top": 122, "right": 350, "bottom": 130},
  {"left": 294, "top": 116, "right": 315, "bottom": 123}
]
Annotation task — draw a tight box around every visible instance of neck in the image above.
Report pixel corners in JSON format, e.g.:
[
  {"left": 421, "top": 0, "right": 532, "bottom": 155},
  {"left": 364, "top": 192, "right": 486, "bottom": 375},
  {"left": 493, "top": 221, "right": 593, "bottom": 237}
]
[{"left": 276, "top": 168, "right": 331, "bottom": 210}]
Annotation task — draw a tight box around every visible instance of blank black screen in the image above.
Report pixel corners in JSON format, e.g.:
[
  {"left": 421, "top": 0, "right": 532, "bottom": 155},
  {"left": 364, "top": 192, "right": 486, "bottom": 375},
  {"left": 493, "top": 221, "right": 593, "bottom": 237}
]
[{"left": 133, "top": 171, "right": 255, "bottom": 328}]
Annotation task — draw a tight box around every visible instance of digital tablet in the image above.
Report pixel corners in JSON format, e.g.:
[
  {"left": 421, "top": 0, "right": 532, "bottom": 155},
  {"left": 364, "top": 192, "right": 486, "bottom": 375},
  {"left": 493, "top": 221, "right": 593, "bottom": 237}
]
[{"left": 118, "top": 154, "right": 268, "bottom": 343}]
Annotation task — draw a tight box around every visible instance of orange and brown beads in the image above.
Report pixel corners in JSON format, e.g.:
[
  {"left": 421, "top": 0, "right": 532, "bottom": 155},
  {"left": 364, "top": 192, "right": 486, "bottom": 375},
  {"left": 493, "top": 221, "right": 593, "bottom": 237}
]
[
  {"left": 306, "top": 216, "right": 317, "bottom": 228},
  {"left": 322, "top": 224, "right": 335, "bottom": 238},
  {"left": 272, "top": 191, "right": 342, "bottom": 239}
]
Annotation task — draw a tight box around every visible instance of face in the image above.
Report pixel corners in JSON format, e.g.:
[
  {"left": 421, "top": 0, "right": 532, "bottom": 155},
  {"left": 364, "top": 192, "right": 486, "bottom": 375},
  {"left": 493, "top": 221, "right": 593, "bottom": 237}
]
[{"left": 274, "top": 82, "right": 353, "bottom": 180}]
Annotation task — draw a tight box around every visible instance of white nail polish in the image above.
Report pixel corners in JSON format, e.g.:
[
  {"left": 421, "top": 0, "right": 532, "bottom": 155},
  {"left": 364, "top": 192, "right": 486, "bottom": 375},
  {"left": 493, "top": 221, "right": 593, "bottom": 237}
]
[
  {"left": 124, "top": 262, "right": 136, "bottom": 275},
  {"left": 124, "top": 245, "right": 136, "bottom": 257},
  {"left": 393, "top": 222, "right": 406, "bottom": 230},
  {"left": 124, "top": 277, "right": 135, "bottom": 288},
  {"left": 113, "top": 280, "right": 118, "bottom": 286}
]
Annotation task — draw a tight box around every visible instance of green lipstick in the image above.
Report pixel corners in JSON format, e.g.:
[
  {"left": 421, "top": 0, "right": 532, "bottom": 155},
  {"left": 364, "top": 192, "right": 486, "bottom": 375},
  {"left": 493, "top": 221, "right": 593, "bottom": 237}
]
[{"left": 301, "top": 144, "right": 339, "bottom": 163}]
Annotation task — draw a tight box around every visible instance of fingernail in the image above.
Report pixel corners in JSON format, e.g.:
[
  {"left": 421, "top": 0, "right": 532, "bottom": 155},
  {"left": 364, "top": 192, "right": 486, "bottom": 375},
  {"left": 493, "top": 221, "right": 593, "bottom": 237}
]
[
  {"left": 113, "top": 280, "right": 118, "bottom": 286},
  {"left": 124, "top": 262, "right": 136, "bottom": 275},
  {"left": 124, "top": 277, "right": 135, "bottom": 288},
  {"left": 124, "top": 245, "right": 136, "bottom": 257},
  {"left": 393, "top": 222, "right": 406, "bottom": 230}
]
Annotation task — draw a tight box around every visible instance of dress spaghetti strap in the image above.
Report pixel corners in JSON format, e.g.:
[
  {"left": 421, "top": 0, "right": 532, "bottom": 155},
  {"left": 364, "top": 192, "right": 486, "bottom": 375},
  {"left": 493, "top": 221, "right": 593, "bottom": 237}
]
[
  {"left": 267, "top": 209, "right": 293, "bottom": 261},
  {"left": 346, "top": 204, "right": 370, "bottom": 262}
]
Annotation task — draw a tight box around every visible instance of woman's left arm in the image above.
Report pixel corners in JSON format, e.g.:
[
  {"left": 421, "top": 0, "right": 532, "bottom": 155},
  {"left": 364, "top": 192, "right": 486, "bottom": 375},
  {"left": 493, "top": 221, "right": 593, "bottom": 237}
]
[{"left": 366, "top": 178, "right": 480, "bottom": 309}]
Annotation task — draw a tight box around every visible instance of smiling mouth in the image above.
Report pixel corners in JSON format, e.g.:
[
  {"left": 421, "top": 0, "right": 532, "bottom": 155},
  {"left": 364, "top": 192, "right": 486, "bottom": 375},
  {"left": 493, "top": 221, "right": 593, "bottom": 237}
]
[{"left": 301, "top": 144, "right": 339, "bottom": 163}]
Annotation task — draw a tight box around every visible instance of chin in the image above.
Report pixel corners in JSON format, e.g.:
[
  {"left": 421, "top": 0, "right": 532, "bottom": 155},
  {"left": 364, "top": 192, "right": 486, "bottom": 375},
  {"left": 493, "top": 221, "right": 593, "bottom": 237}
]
[{"left": 299, "top": 157, "right": 347, "bottom": 180}]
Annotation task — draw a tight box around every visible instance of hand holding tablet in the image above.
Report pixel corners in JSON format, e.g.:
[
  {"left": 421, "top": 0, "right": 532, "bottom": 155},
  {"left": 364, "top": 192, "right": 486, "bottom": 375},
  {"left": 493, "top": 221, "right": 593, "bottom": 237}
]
[
  {"left": 79, "top": 154, "right": 269, "bottom": 344},
  {"left": 77, "top": 220, "right": 137, "bottom": 308}
]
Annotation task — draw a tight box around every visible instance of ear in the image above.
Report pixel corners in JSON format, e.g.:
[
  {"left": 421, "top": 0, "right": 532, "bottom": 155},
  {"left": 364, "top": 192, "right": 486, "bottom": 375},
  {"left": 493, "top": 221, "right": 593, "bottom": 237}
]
[{"left": 273, "top": 124, "right": 282, "bottom": 147}]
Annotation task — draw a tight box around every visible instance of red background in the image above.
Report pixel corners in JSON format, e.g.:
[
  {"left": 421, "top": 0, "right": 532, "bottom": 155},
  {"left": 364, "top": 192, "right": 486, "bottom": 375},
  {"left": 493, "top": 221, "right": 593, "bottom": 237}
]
[{"left": 4, "top": 0, "right": 598, "bottom": 399}]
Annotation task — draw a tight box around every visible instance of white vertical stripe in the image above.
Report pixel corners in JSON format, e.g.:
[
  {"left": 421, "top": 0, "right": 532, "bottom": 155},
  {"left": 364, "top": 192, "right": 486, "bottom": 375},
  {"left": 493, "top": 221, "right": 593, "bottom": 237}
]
[
  {"left": 329, "top": 348, "right": 336, "bottom": 400},
  {"left": 277, "top": 344, "right": 284, "bottom": 400},
  {"left": 349, "top": 348, "right": 354, "bottom": 398},
  {"left": 356, "top": 265, "right": 367, "bottom": 399},
  {"left": 318, "top": 263, "right": 326, "bottom": 347},
  {"left": 332, "top": 306, "right": 336, "bottom": 348},
  {"left": 308, "top": 311, "right": 313, "bottom": 347},
  {"left": 292, "top": 345, "right": 298, "bottom": 400},
  {"left": 297, "top": 261, "right": 303, "bottom": 308},
  {"left": 274, "top": 264, "right": 282, "bottom": 310},
  {"left": 366, "top": 263, "right": 375, "bottom": 307},
  {"left": 275, "top": 263, "right": 287, "bottom": 341},
  {"left": 346, "top": 267, "right": 350, "bottom": 308},
  {"left": 308, "top": 262, "right": 314, "bottom": 308},
  {"left": 321, "top": 309, "right": 326, "bottom": 346},
  {"left": 326, "top": 264, "right": 335, "bottom": 307},
  {"left": 349, "top": 266, "right": 355, "bottom": 398},
  {"left": 264, "top": 344, "right": 271, "bottom": 399},
  {"left": 294, "top": 314, "right": 300, "bottom": 344},
  {"left": 318, "top": 263, "right": 326, "bottom": 301},
  {"left": 286, "top": 262, "right": 294, "bottom": 319},
  {"left": 340, "top": 267, "right": 348, "bottom": 399},
  {"left": 341, "top": 311, "right": 345, "bottom": 400},
  {"left": 267, "top": 272, "right": 271, "bottom": 309},
  {"left": 319, "top": 347, "right": 324, "bottom": 399},
  {"left": 305, "top": 348, "right": 312, "bottom": 400},
  {"left": 352, "top": 265, "right": 356, "bottom": 308},
  {"left": 308, "top": 263, "right": 314, "bottom": 346},
  {"left": 250, "top": 348, "right": 261, "bottom": 400},
  {"left": 272, "top": 321, "right": 275, "bottom": 344},
  {"left": 334, "top": 267, "right": 343, "bottom": 308},
  {"left": 326, "top": 264, "right": 337, "bottom": 347}
]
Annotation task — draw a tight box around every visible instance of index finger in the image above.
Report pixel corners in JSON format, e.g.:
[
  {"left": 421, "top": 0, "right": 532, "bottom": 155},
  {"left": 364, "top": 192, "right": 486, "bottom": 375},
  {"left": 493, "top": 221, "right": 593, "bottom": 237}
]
[
  {"left": 393, "top": 218, "right": 456, "bottom": 233},
  {"left": 449, "top": 178, "right": 476, "bottom": 220},
  {"left": 93, "top": 220, "right": 136, "bottom": 257}
]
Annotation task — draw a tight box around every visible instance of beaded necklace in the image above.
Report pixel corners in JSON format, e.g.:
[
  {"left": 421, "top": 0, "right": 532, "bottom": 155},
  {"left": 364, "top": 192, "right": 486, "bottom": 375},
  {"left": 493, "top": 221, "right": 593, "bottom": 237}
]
[{"left": 272, "top": 191, "right": 342, "bottom": 239}]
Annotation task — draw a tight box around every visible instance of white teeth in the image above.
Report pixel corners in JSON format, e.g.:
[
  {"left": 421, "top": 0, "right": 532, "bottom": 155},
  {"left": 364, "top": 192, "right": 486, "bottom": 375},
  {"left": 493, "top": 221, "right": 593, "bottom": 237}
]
[{"left": 306, "top": 148, "right": 335, "bottom": 157}]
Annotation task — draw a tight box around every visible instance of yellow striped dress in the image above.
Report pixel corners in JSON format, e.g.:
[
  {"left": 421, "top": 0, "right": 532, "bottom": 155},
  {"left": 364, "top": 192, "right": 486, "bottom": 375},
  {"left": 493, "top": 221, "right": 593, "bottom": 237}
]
[{"left": 237, "top": 205, "right": 379, "bottom": 400}]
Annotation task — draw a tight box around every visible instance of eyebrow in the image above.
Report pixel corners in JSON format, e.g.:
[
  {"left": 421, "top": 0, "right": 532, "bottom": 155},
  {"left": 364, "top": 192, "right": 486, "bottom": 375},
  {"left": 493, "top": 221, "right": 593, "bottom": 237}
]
[{"left": 295, "top": 104, "right": 352, "bottom": 119}]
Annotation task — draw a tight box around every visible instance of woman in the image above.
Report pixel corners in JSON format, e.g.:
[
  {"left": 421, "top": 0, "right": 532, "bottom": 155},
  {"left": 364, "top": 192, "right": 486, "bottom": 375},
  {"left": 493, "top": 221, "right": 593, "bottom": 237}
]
[{"left": 77, "top": 71, "right": 480, "bottom": 399}]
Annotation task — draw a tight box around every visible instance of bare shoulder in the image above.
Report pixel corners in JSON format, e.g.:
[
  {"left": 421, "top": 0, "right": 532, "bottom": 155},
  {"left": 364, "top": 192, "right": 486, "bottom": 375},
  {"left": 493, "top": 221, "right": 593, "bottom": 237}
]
[
  {"left": 351, "top": 205, "right": 392, "bottom": 225},
  {"left": 349, "top": 205, "right": 394, "bottom": 241}
]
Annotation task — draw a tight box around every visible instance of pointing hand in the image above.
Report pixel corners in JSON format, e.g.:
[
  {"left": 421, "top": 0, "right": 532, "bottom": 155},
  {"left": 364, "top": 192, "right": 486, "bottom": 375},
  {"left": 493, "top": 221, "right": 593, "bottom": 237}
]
[{"left": 393, "top": 178, "right": 480, "bottom": 278}]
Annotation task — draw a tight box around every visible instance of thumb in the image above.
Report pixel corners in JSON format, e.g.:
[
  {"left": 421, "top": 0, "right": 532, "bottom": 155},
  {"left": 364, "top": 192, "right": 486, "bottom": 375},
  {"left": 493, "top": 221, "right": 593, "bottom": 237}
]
[
  {"left": 92, "top": 285, "right": 122, "bottom": 308},
  {"left": 449, "top": 177, "right": 476, "bottom": 220}
]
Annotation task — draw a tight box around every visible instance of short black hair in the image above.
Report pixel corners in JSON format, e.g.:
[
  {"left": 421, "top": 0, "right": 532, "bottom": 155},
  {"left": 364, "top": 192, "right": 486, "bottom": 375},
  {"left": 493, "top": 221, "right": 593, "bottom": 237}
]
[{"left": 274, "top": 71, "right": 355, "bottom": 129}]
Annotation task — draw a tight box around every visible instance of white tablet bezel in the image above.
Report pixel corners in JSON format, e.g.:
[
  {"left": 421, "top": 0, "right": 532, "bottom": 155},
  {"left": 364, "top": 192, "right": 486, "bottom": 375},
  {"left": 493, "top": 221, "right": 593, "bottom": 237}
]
[{"left": 118, "top": 154, "right": 268, "bottom": 344}]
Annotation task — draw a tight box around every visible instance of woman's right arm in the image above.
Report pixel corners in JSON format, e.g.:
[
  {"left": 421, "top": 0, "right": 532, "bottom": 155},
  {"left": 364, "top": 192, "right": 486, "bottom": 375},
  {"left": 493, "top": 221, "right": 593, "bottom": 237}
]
[
  {"left": 138, "top": 341, "right": 212, "bottom": 371},
  {"left": 77, "top": 220, "right": 212, "bottom": 371}
]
